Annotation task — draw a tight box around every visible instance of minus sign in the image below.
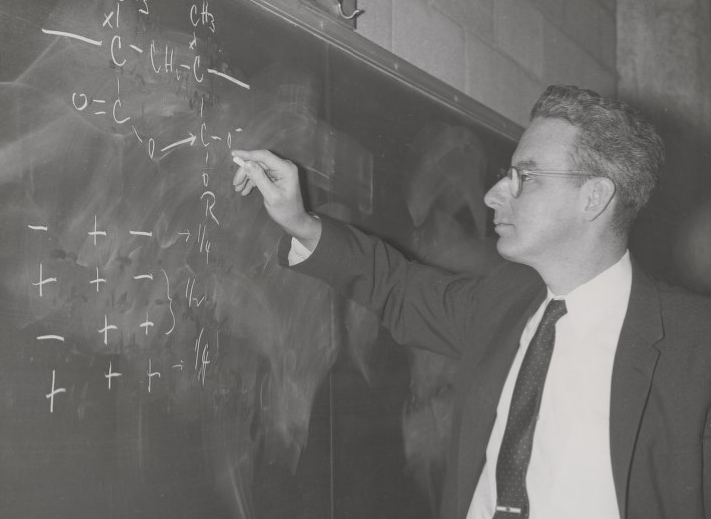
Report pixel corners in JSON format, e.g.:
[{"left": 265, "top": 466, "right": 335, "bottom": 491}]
[
  {"left": 28, "top": 225, "right": 48, "bottom": 231},
  {"left": 37, "top": 335, "right": 65, "bottom": 342}
]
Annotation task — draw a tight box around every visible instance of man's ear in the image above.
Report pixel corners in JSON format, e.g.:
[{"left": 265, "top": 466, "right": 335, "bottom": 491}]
[{"left": 583, "top": 177, "right": 616, "bottom": 221}]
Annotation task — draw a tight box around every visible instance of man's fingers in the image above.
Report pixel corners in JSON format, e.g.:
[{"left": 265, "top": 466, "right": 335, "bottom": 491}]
[
  {"left": 243, "top": 160, "right": 278, "bottom": 199},
  {"left": 233, "top": 167, "right": 248, "bottom": 188},
  {"left": 233, "top": 175, "right": 252, "bottom": 194},
  {"left": 233, "top": 164, "right": 262, "bottom": 197},
  {"left": 231, "top": 149, "right": 292, "bottom": 173},
  {"left": 240, "top": 178, "right": 256, "bottom": 196}
]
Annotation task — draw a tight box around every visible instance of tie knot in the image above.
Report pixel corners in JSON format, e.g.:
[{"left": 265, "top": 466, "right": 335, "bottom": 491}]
[{"left": 542, "top": 299, "right": 567, "bottom": 324}]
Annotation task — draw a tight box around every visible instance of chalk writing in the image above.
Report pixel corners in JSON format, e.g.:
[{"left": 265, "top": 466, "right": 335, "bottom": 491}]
[
  {"left": 146, "top": 358, "right": 160, "bottom": 393},
  {"left": 112, "top": 99, "right": 130, "bottom": 124},
  {"left": 186, "top": 277, "right": 206, "bottom": 307},
  {"left": 102, "top": 10, "right": 116, "bottom": 29},
  {"left": 32, "top": 263, "right": 56, "bottom": 297},
  {"left": 160, "top": 133, "right": 196, "bottom": 154},
  {"left": 161, "top": 269, "right": 176, "bottom": 335},
  {"left": 136, "top": 0, "right": 150, "bottom": 15},
  {"left": 149, "top": 40, "right": 162, "bottom": 73},
  {"left": 72, "top": 93, "right": 87, "bottom": 111},
  {"left": 190, "top": 2, "right": 216, "bottom": 33},
  {"left": 110, "top": 35, "right": 127, "bottom": 67},
  {"left": 99, "top": 315, "right": 118, "bottom": 346},
  {"left": 198, "top": 342, "right": 210, "bottom": 386},
  {"left": 89, "top": 215, "right": 106, "bottom": 245},
  {"left": 131, "top": 126, "right": 143, "bottom": 142},
  {"left": 200, "top": 191, "right": 219, "bottom": 225},
  {"left": 140, "top": 311, "right": 154, "bottom": 335},
  {"left": 27, "top": 0, "right": 300, "bottom": 468},
  {"left": 104, "top": 361, "right": 122, "bottom": 390},
  {"left": 194, "top": 326, "right": 205, "bottom": 371},
  {"left": 45, "top": 370, "right": 66, "bottom": 413},
  {"left": 206, "top": 68, "right": 250, "bottom": 90},
  {"left": 41, "top": 28, "right": 102, "bottom": 46},
  {"left": 37, "top": 335, "right": 65, "bottom": 342},
  {"left": 91, "top": 267, "right": 106, "bottom": 292}
]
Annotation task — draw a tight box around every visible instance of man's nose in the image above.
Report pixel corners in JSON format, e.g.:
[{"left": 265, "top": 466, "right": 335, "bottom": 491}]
[{"left": 484, "top": 179, "right": 508, "bottom": 209}]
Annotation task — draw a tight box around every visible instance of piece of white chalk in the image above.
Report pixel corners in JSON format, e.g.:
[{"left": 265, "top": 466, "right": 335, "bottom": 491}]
[{"left": 232, "top": 156, "right": 245, "bottom": 167}]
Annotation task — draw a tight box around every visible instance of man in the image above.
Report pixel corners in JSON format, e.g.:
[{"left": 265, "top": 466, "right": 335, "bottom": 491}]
[{"left": 231, "top": 85, "right": 711, "bottom": 519}]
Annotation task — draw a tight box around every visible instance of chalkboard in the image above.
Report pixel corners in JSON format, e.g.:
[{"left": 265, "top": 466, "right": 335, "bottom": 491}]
[{"left": 0, "top": 1, "right": 518, "bottom": 518}]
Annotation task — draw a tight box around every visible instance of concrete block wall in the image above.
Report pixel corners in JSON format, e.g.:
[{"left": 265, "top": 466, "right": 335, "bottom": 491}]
[{"left": 356, "top": 0, "right": 617, "bottom": 127}]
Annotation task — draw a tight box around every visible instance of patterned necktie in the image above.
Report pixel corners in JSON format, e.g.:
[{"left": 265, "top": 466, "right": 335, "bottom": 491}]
[{"left": 493, "top": 299, "right": 567, "bottom": 519}]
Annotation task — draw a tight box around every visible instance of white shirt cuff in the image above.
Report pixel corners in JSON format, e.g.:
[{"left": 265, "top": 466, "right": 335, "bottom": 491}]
[{"left": 287, "top": 237, "right": 314, "bottom": 265}]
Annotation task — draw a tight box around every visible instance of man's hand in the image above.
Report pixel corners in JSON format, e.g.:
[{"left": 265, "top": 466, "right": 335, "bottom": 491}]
[{"left": 231, "top": 149, "right": 322, "bottom": 251}]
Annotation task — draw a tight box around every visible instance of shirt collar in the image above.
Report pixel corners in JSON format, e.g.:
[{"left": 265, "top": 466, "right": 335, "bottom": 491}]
[{"left": 546, "top": 251, "right": 632, "bottom": 322}]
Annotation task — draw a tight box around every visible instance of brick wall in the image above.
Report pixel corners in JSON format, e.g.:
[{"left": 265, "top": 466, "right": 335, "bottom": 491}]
[{"left": 356, "top": 0, "right": 617, "bottom": 127}]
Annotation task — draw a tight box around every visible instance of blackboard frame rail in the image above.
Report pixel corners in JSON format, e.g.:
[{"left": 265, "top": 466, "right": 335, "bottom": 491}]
[{"left": 246, "top": 0, "right": 523, "bottom": 143}]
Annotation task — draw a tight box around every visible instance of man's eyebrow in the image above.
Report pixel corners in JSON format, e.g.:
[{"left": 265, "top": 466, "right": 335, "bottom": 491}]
[{"left": 514, "top": 159, "right": 538, "bottom": 170}]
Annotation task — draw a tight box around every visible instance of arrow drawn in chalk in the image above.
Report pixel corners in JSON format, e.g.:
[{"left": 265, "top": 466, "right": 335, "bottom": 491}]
[{"left": 160, "top": 133, "right": 196, "bottom": 153}]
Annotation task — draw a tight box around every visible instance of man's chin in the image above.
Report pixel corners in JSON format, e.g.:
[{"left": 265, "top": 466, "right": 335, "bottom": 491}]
[
  {"left": 495, "top": 239, "right": 514, "bottom": 259},
  {"left": 495, "top": 241, "right": 525, "bottom": 265}
]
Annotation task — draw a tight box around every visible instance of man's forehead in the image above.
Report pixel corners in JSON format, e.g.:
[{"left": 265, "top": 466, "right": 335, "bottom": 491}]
[{"left": 512, "top": 118, "right": 578, "bottom": 166}]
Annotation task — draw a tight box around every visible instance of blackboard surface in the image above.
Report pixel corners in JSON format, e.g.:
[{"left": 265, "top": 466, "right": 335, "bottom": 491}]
[{"left": 0, "top": 1, "right": 517, "bottom": 517}]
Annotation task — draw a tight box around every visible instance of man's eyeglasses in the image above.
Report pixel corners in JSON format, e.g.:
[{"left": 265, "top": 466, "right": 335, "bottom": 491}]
[{"left": 499, "top": 166, "right": 593, "bottom": 198}]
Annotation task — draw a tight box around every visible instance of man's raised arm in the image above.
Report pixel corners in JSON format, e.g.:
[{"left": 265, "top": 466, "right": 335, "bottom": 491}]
[{"left": 229, "top": 148, "right": 479, "bottom": 358}]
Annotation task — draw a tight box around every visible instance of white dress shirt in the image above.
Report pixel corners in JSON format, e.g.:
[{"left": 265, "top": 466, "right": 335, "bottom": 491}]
[{"left": 468, "top": 251, "right": 631, "bottom": 519}]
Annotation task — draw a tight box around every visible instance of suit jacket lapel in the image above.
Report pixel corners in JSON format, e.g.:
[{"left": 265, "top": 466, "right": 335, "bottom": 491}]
[{"left": 609, "top": 261, "right": 664, "bottom": 518}]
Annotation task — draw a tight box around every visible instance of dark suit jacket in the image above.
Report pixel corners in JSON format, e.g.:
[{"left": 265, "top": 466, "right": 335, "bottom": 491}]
[{"left": 281, "top": 216, "right": 711, "bottom": 519}]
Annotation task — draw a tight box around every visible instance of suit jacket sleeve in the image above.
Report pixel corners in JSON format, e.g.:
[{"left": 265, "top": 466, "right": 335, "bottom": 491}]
[{"left": 278, "top": 215, "right": 485, "bottom": 359}]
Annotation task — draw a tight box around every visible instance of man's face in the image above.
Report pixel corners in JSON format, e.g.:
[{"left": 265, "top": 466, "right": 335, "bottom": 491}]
[{"left": 484, "top": 117, "right": 587, "bottom": 269}]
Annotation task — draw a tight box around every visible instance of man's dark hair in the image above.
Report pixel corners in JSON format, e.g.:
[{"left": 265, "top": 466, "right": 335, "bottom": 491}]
[{"left": 531, "top": 85, "right": 665, "bottom": 234}]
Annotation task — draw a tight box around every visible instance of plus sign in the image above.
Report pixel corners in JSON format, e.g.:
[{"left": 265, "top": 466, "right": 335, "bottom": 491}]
[
  {"left": 140, "top": 311, "right": 154, "bottom": 335},
  {"left": 32, "top": 263, "right": 57, "bottom": 297},
  {"left": 98, "top": 314, "right": 118, "bottom": 345},
  {"left": 105, "top": 360, "right": 122, "bottom": 390},
  {"left": 90, "top": 267, "right": 106, "bottom": 292},
  {"left": 46, "top": 370, "right": 66, "bottom": 413},
  {"left": 88, "top": 215, "right": 107, "bottom": 246}
]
